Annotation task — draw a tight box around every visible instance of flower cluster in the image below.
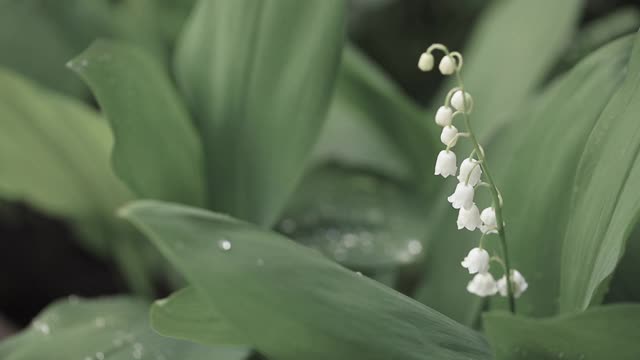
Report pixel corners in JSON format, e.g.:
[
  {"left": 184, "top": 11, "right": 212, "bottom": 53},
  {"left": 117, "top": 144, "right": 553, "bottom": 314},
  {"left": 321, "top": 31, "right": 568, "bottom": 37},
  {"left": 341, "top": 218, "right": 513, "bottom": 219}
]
[{"left": 419, "top": 44, "right": 527, "bottom": 303}]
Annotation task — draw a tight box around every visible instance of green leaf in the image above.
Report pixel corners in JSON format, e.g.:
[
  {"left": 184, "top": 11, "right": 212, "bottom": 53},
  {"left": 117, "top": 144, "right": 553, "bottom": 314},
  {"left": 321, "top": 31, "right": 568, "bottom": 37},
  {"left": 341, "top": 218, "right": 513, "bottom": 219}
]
[
  {"left": 175, "top": 0, "right": 346, "bottom": 226},
  {"left": 416, "top": 35, "right": 635, "bottom": 321},
  {"left": 69, "top": 40, "right": 206, "bottom": 207},
  {"left": 0, "top": 67, "right": 132, "bottom": 254},
  {"left": 315, "top": 45, "right": 435, "bottom": 183},
  {"left": 276, "top": 164, "right": 427, "bottom": 270},
  {"left": 0, "top": 0, "right": 114, "bottom": 97},
  {"left": 484, "top": 305, "right": 640, "bottom": 360},
  {"left": 151, "top": 287, "right": 247, "bottom": 346},
  {"left": 0, "top": 296, "right": 249, "bottom": 360},
  {"left": 121, "top": 200, "right": 492, "bottom": 360},
  {"left": 454, "top": 0, "right": 583, "bottom": 140},
  {"left": 604, "top": 224, "right": 640, "bottom": 303},
  {"left": 558, "top": 31, "right": 640, "bottom": 312}
]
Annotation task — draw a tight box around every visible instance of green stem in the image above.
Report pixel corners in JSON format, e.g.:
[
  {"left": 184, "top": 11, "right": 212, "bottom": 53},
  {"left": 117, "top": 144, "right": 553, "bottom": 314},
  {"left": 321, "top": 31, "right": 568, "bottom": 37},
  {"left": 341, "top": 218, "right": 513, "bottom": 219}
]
[{"left": 454, "top": 71, "right": 516, "bottom": 314}]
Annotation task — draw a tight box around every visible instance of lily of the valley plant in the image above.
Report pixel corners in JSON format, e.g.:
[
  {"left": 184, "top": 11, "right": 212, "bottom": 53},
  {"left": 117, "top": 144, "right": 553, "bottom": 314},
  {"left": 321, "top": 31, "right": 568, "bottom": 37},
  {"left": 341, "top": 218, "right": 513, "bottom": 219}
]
[{"left": 419, "top": 44, "right": 528, "bottom": 312}]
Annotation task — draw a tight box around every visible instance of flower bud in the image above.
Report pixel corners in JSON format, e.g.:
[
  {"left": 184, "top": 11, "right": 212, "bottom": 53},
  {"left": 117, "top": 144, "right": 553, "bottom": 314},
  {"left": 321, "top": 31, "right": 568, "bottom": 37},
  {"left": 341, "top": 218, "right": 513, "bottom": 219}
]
[
  {"left": 439, "top": 55, "right": 456, "bottom": 75},
  {"left": 451, "top": 90, "right": 473, "bottom": 112},
  {"left": 467, "top": 273, "right": 498, "bottom": 297},
  {"left": 461, "top": 247, "right": 490, "bottom": 274},
  {"left": 457, "top": 204, "right": 482, "bottom": 231},
  {"left": 480, "top": 207, "right": 498, "bottom": 234},
  {"left": 440, "top": 125, "right": 458, "bottom": 147},
  {"left": 418, "top": 52, "right": 434, "bottom": 71},
  {"left": 457, "top": 158, "right": 482, "bottom": 186},
  {"left": 434, "top": 150, "right": 457, "bottom": 178},
  {"left": 497, "top": 269, "right": 528, "bottom": 298},
  {"left": 435, "top": 106, "right": 454, "bottom": 127},
  {"left": 448, "top": 183, "right": 474, "bottom": 210}
]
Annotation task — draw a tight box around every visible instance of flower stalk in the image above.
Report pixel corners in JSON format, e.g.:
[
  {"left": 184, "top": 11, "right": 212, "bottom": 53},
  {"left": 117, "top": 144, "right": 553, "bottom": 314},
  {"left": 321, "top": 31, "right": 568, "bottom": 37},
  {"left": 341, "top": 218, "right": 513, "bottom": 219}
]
[{"left": 419, "top": 43, "right": 528, "bottom": 313}]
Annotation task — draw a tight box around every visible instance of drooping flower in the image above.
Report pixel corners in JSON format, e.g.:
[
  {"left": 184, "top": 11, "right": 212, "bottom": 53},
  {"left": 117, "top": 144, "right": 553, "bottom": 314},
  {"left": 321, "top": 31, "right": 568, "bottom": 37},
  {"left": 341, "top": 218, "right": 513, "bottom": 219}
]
[
  {"left": 434, "top": 150, "right": 457, "bottom": 178},
  {"left": 418, "top": 52, "right": 434, "bottom": 72},
  {"left": 457, "top": 204, "right": 482, "bottom": 231},
  {"left": 451, "top": 90, "right": 473, "bottom": 112},
  {"left": 448, "top": 183, "right": 474, "bottom": 210},
  {"left": 439, "top": 55, "right": 456, "bottom": 75},
  {"left": 435, "top": 106, "right": 454, "bottom": 127},
  {"left": 467, "top": 273, "right": 498, "bottom": 297},
  {"left": 440, "top": 125, "right": 458, "bottom": 147},
  {"left": 480, "top": 207, "right": 498, "bottom": 234},
  {"left": 461, "top": 247, "right": 490, "bottom": 274},
  {"left": 497, "top": 269, "right": 528, "bottom": 298},
  {"left": 457, "top": 158, "right": 482, "bottom": 186}
]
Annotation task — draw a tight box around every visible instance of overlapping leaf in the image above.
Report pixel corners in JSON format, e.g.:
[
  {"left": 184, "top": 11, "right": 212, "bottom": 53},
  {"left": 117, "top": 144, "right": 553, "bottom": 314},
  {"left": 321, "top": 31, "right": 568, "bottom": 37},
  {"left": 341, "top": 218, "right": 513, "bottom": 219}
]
[
  {"left": 122, "top": 200, "right": 492, "bottom": 360},
  {"left": 174, "top": 0, "right": 346, "bottom": 226}
]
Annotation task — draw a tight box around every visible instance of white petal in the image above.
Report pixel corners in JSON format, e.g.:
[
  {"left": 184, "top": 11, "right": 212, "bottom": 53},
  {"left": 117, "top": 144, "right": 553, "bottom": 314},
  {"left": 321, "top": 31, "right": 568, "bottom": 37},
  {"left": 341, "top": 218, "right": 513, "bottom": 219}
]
[
  {"left": 497, "top": 269, "right": 528, "bottom": 298},
  {"left": 418, "top": 52, "right": 434, "bottom": 71},
  {"left": 480, "top": 207, "right": 497, "bottom": 234},
  {"left": 447, "top": 183, "right": 474, "bottom": 209},
  {"left": 456, "top": 204, "right": 482, "bottom": 231},
  {"left": 439, "top": 55, "right": 456, "bottom": 75},
  {"left": 461, "top": 247, "right": 490, "bottom": 274},
  {"left": 435, "top": 106, "right": 454, "bottom": 127},
  {"left": 451, "top": 90, "right": 473, "bottom": 112},
  {"left": 467, "top": 273, "right": 498, "bottom": 297},
  {"left": 440, "top": 125, "right": 458, "bottom": 147},
  {"left": 457, "top": 158, "right": 482, "bottom": 186},
  {"left": 435, "top": 150, "right": 457, "bottom": 178}
]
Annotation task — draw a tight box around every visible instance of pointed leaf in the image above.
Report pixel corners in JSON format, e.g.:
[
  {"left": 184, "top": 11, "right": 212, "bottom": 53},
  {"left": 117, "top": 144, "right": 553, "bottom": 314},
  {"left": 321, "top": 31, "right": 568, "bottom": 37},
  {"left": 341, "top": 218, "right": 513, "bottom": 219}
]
[
  {"left": 122, "top": 200, "right": 492, "bottom": 360},
  {"left": 69, "top": 39, "right": 205, "bottom": 207},
  {"left": 175, "top": 0, "right": 346, "bottom": 225}
]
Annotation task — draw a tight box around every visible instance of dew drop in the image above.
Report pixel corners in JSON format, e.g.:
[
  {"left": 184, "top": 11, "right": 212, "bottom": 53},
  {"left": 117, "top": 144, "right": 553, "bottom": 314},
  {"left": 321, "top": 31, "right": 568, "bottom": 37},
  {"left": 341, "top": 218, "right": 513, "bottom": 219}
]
[
  {"left": 32, "top": 321, "right": 50, "bottom": 335},
  {"left": 94, "top": 317, "right": 106, "bottom": 328},
  {"left": 407, "top": 239, "right": 423, "bottom": 255},
  {"left": 218, "top": 239, "right": 232, "bottom": 251}
]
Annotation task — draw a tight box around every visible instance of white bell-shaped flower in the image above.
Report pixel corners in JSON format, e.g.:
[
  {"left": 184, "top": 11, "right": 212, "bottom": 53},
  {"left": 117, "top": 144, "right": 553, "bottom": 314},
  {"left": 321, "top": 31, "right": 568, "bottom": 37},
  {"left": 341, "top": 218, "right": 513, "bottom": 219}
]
[
  {"left": 448, "top": 183, "right": 474, "bottom": 210},
  {"left": 461, "top": 247, "right": 490, "bottom": 274},
  {"left": 451, "top": 90, "right": 473, "bottom": 112},
  {"left": 434, "top": 150, "right": 457, "bottom": 178},
  {"left": 497, "top": 269, "right": 528, "bottom": 298},
  {"left": 439, "top": 55, "right": 456, "bottom": 75},
  {"left": 418, "top": 52, "right": 434, "bottom": 72},
  {"left": 480, "top": 207, "right": 498, "bottom": 234},
  {"left": 440, "top": 125, "right": 458, "bottom": 147},
  {"left": 457, "top": 158, "right": 482, "bottom": 186},
  {"left": 467, "top": 273, "right": 498, "bottom": 297},
  {"left": 435, "top": 106, "right": 454, "bottom": 127},
  {"left": 457, "top": 204, "right": 482, "bottom": 231}
]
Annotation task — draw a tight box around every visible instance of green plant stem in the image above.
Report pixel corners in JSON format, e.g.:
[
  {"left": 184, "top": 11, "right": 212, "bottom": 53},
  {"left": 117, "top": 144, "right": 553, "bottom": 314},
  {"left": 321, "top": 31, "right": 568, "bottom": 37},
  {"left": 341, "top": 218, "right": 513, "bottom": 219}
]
[{"left": 455, "top": 72, "right": 517, "bottom": 314}]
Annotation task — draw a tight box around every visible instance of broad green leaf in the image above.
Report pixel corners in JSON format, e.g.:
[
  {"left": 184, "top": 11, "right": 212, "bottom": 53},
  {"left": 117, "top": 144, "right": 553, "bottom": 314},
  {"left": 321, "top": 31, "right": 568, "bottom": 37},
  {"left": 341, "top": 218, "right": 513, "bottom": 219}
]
[
  {"left": 314, "top": 45, "right": 436, "bottom": 183},
  {"left": 416, "top": 36, "right": 634, "bottom": 321},
  {"left": 454, "top": 0, "right": 582, "bottom": 140},
  {"left": 0, "top": 0, "right": 113, "bottom": 97},
  {"left": 122, "top": 200, "right": 492, "bottom": 360},
  {"left": 175, "top": 0, "right": 346, "bottom": 226},
  {"left": 552, "top": 7, "right": 640, "bottom": 76},
  {"left": 0, "top": 67, "right": 132, "bottom": 254},
  {"left": 0, "top": 296, "right": 249, "bottom": 360},
  {"left": 69, "top": 40, "right": 206, "bottom": 207},
  {"left": 603, "top": 224, "right": 640, "bottom": 303},
  {"left": 484, "top": 305, "right": 640, "bottom": 360},
  {"left": 558, "top": 31, "right": 640, "bottom": 312},
  {"left": 276, "top": 165, "right": 427, "bottom": 270},
  {"left": 151, "top": 287, "right": 247, "bottom": 346}
]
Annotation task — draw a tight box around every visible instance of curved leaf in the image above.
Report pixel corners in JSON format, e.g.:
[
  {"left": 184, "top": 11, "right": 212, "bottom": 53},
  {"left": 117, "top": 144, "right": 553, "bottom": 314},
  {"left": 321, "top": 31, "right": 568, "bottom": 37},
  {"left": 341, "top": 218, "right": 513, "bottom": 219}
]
[
  {"left": 0, "top": 67, "right": 132, "bottom": 253},
  {"left": 175, "top": 0, "right": 346, "bottom": 226},
  {"left": 559, "top": 30, "right": 640, "bottom": 312},
  {"left": 122, "top": 200, "right": 492, "bottom": 360},
  {"left": 69, "top": 39, "right": 205, "bottom": 207},
  {"left": 484, "top": 305, "right": 640, "bottom": 360},
  {"left": 0, "top": 296, "right": 249, "bottom": 360},
  {"left": 151, "top": 287, "right": 247, "bottom": 346}
]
